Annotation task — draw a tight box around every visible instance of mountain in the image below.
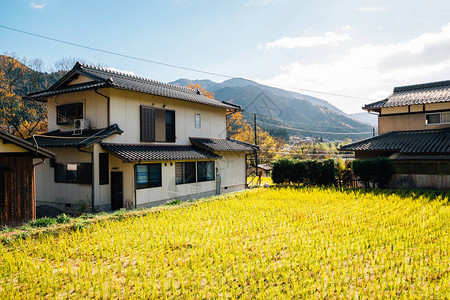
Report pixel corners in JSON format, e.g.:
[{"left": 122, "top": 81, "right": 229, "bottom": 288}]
[
  {"left": 170, "top": 78, "right": 372, "bottom": 140},
  {"left": 349, "top": 112, "right": 378, "bottom": 128}
]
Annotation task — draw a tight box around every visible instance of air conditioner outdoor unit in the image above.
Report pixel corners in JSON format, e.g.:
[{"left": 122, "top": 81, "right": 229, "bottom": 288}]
[{"left": 73, "top": 119, "right": 89, "bottom": 134}]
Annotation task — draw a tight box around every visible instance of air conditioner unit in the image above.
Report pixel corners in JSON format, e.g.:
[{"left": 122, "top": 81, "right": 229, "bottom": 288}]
[{"left": 73, "top": 119, "right": 89, "bottom": 134}]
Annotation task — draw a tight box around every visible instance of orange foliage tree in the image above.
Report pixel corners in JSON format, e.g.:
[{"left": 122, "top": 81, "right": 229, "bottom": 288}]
[{"left": 0, "top": 54, "right": 48, "bottom": 138}]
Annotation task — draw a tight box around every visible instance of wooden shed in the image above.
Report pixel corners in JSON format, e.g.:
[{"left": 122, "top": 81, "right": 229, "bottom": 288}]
[{"left": 0, "top": 131, "right": 55, "bottom": 227}]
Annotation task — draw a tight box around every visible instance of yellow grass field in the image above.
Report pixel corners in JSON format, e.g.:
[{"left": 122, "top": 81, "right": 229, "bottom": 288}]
[{"left": 1, "top": 187, "right": 449, "bottom": 298}]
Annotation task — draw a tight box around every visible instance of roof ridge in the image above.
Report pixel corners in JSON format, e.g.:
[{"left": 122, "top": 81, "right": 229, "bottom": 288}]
[
  {"left": 77, "top": 62, "right": 200, "bottom": 95},
  {"left": 393, "top": 79, "right": 450, "bottom": 93}
]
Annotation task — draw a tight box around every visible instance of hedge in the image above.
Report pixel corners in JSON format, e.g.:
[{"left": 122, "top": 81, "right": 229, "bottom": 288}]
[
  {"left": 272, "top": 158, "right": 336, "bottom": 186},
  {"left": 352, "top": 157, "right": 393, "bottom": 188}
]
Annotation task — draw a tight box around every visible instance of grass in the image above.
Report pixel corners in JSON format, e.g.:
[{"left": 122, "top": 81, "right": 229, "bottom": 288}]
[
  {"left": 0, "top": 187, "right": 449, "bottom": 298},
  {"left": 247, "top": 176, "right": 273, "bottom": 186}
]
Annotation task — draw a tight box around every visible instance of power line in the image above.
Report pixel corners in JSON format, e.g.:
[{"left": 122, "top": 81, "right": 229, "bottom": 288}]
[{"left": 0, "top": 24, "right": 376, "bottom": 102}]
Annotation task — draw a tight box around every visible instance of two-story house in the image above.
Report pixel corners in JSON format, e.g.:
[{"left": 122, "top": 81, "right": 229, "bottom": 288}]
[
  {"left": 28, "top": 62, "right": 257, "bottom": 213},
  {"left": 341, "top": 80, "right": 450, "bottom": 189}
]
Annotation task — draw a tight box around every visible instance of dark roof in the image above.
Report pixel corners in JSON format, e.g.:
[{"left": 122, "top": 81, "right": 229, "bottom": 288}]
[
  {"left": 364, "top": 80, "right": 450, "bottom": 110},
  {"left": 101, "top": 143, "right": 220, "bottom": 162},
  {"left": 0, "top": 130, "right": 55, "bottom": 158},
  {"left": 340, "top": 128, "right": 450, "bottom": 154},
  {"left": 190, "top": 137, "right": 258, "bottom": 152},
  {"left": 28, "top": 62, "right": 237, "bottom": 110},
  {"left": 28, "top": 124, "right": 123, "bottom": 148}
]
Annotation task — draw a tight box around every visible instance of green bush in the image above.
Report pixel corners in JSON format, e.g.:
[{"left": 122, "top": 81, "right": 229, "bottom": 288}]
[
  {"left": 352, "top": 157, "right": 393, "bottom": 188},
  {"left": 271, "top": 158, "right": 336, "bottom": 186},
  {"left": 272, "top": 158, "right": 295, "bottom": 184},
  {"left": 29, "top": 217, "right": 56, "bottom": 228}
]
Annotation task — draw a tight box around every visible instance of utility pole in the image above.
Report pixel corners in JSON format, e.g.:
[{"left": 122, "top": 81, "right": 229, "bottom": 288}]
[{"left": 254, "top": 114, "right": 260, "bottom": 185}]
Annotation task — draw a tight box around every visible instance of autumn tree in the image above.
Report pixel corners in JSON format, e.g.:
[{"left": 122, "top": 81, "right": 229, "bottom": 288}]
[{"left": 0, "top": 54, "right": 49, "bottom": 138}]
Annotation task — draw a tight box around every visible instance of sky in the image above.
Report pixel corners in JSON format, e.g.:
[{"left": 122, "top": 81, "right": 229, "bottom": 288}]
[{"left": 2, "top": 0, "right": 450, "bottom": 113}]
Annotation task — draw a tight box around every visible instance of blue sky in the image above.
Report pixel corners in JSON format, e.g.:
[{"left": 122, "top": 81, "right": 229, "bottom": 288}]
[{"left": 2, "top": 0, "right": 450, "bottom": 113}]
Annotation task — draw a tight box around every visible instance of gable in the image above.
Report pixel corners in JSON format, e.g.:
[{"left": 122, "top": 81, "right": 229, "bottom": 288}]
[
  {"left": 67, "top": 75, "right": 96, "bottom": 86},
  {"left": 0, "top": 139, "right": 28, "bottom": 153}
]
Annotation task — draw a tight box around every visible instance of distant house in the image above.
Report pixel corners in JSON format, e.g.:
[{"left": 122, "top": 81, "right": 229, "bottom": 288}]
[
  {"left": 341, "top": 80, "right": 450, "bottom": 189},
  {"left": 0, "top": 131, "right": 55, "bottom": 226},
  {"left": 27, "top": 63, "right": 257, "bottom": 213},
  {"left": 248, "top": 164, "right": 273, "bottom": 177}
]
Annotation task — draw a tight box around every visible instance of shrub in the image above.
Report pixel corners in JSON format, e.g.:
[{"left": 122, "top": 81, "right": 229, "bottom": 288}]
[
  {"left": 271, "top": 158, "right": 336, "bottom": 186},
  {"left": 352, "top": 157, "right": 393, "bottom": 188},
  {"left": 29, "top": 217, "right": 56, "bottom": 228},
  {"left": 272, "top": 158, "right": 295, "bottom": 184}
]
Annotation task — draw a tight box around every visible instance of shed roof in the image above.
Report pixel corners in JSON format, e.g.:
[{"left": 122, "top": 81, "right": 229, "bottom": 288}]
[
  {"left": 190, "top": 137, "right": 258, "bottom": 152},
  {"left": 0, "top": 130, "right": 55, "bottom": 158},
  {"left": 28, "top": 124, "right": 123, "bottom": 148},
  {"left": 28, "top": 62, "right": 238, "bottom": 110},
  {"left": 340, "top": 128, "right": 450, "bottom": 154},
  {"left": 101, "top": 143, "right": 220, "bottom": 163},
  {"left": 364, "top": 80, "right": 450, "bottom": 111}
]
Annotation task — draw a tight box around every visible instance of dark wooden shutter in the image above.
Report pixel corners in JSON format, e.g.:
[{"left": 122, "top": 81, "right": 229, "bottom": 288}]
[
  {"left": 166, "top": 110, "right": 175, "bottom": 142},
  {"left": 140, "top": 105, "right": 155, "bottom": 142}
]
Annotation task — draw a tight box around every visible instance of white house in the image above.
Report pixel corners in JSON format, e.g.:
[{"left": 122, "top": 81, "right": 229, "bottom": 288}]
[{"left": 28, "top": 63, "right": 257, "bottom": 213}]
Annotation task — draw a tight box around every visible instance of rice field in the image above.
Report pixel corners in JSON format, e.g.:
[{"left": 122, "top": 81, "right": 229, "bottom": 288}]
[{"left": 1, "top": 187, "right": 449, "bottom": 299}]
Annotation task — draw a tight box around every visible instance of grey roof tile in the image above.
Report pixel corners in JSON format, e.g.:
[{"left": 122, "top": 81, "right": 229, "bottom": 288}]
[
  {"left": 340, "top": 128, "right": 450, "bottom": 154},
  {"left": 28, "top": 63, "right": 237, "bottom": 110},
  {"left": 28, "top": 124, "right": 123, "bottom": 148},
  {"left": 190, "top": 137, "right": 258, "bottom": 152},
  {"left": 101, "top": 143, "right": 220, "bottom": 162},
  {"left": 364, "top": 80, "right": 450, "bottom": 110}
]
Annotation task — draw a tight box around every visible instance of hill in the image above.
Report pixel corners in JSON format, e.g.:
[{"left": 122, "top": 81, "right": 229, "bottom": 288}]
[
  {"left": 171, "top": 78, "right": 373, "bottom": 140},
  {"left": 349, "top": 112, "right": 378, "bottom": 127}
]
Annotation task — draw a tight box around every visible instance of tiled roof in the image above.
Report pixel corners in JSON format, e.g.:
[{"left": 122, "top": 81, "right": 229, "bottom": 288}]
[
  {"left": 340, "top": 128, "right": 450, "bottom": 154},
  {"left": 101, "top": 143, "right": 220, "bottom": 162},
  {"left": 190, "top": 137, "right": 258, "bottom": 152},
  {"left": 28, "top": 124, "right": 123, "bottom": 148},
  {"left": 364, "top": 80, "right": 450, "bottom": 110},
  {"left": 28, "top": 62, "right": 237, "bottom": 110},
  {"left": 0, "top": 130, "right": 55, "bottom": 158}
]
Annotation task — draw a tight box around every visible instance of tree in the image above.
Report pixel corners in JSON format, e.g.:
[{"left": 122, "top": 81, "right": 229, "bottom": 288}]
[{"left": 0, "top": 54, "right": 49, "bottom": 138}]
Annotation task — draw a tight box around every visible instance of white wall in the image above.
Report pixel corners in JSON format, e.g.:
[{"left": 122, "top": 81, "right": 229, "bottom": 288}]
[
  {"left": 35, "top": 148, "right": 92, "bottom": 212},
  {"left": 216, "top": 152, "right": 247, "bottom": 190},
  {"left": 107, "top": 89, "right": 227, "bottom": 144},
  {"left": 47, "top": 89, "right": 109, "bottom": 131}
]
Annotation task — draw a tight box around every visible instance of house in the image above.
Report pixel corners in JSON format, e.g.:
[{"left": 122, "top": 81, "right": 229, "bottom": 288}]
[
  {"left": 27, "top": 62, "right": 257, "bottom": 213},
  {"left": 341, "top": 80, "right": 450, "bottom": 189},
  {"left": 247, "top": 164, "right": 273, "bottom": 177},
  {"left": 0, "top": 130, "right": 55, "bottom": 226}
]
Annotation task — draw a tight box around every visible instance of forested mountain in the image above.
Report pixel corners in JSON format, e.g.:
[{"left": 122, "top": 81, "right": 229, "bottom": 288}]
[{"left": 171, "top": 78, "right": 373, "bottom": 140}]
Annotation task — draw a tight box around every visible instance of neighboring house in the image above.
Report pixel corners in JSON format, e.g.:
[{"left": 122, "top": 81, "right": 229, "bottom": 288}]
[
  {"left": 27, "top": 63, "right": 257, "bottom": 213},
  {"left": 247, "top": 164, "right": 273, "bottom": 177},
  {"left": 341, "top": 80, "right": 450, "bottom": 189},
  {"left": 0, "top": 130, "right": 55, "bottom": 226}
]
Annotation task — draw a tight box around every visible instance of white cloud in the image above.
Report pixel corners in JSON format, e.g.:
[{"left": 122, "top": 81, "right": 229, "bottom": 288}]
[
  {"left": 259, "top": 23, "right": 450, "bottom": 113},
  {"left": 355, "top": 6, "right": 385, "bottom": 12},
  {"left": 105, "top": 67, "right": 135, "bottom": 76},
  {"left": 30, "top": 2, "right": 46, "bottom": 9},
  {"left": 259, "top": 27, "right": 352, "bottom": 50}
]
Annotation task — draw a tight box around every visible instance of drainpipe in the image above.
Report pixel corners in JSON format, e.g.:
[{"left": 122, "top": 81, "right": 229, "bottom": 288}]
[
  {"left": 77, "top": 148, "right": 95, "bottom": 213},
  {"left": 95, "top": 89, "right": 110, "bottom": 127},
  {"left": 32, "top": 158, "right": 46, "bottom": 220}
]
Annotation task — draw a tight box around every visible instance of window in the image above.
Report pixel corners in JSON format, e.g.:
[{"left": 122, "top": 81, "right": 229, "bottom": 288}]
[
  {"left": 175, "top": 162, "right": 196, "bottom": 184},
  {"left": 56, "top": 103, "right": 83, "bottom": 125},
  {"left": 135, "top": 163, "right": 162, "bottom": 189},
  {"left": 197, "top": 161, "right": 215, "bottom": 182},
  {"left": 55, "top": 163, "right": 92, "bottom": 184},
  {"left": 99, "top": 153, "right": 109, "bottom": 185},
  {"left": 426, "top": 112, "right": 450, "bottom": 125},
  {"left": 195, "top": 114, "right": 201, "bottom": 128},
  {"left": 140, "top": 106, "right": 176, "bottom": 142}
]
